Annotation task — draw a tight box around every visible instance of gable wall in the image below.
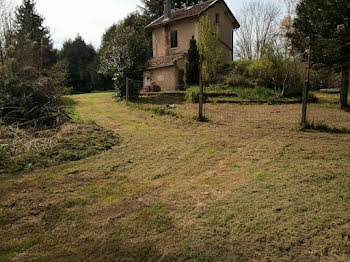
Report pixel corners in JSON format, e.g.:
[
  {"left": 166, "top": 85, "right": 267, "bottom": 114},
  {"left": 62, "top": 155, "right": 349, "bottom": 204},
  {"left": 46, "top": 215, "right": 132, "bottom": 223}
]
[
  {"left": 202, "top": 1, "right": 235, "bottom": 61},
  {"left": 150, "top": 1, "right": 236, "bottom": 63},
  {"left": 152, "top": 17, "right": 199, "bottom": 58},
  {"left": 166, "top": 17, "right": 200, "bottom": 56}
]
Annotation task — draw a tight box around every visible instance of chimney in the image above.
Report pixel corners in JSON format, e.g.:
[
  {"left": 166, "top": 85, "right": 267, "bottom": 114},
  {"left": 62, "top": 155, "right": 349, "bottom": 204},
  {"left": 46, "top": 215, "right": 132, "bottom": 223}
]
[{"left": 164, "top": 0, "right": 171, "bottom": 19}]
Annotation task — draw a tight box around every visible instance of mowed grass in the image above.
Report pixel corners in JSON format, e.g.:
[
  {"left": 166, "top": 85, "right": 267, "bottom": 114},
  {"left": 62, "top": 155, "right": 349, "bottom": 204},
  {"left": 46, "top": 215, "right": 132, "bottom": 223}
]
[{"left": 1, "top": 91, "right": 350, "bottom": 261}]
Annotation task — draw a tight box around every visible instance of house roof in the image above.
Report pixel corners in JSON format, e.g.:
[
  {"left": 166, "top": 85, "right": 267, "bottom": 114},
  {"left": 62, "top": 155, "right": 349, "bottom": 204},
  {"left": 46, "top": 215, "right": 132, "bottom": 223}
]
[
  {"left": 147, "top": 52, "right": 186, "bottom": 69},
  {"left": 145, "top": 0, "right": 239, "bottom": 29}
]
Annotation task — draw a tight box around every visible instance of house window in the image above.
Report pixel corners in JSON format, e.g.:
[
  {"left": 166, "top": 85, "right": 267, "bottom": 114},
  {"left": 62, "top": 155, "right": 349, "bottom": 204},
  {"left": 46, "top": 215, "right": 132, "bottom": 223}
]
[
  {"left": 171, "top": 30, "right": 178, "bottom": 48},
  {"left": 216, "top": 13, "right": 220, "bottom": 24}
]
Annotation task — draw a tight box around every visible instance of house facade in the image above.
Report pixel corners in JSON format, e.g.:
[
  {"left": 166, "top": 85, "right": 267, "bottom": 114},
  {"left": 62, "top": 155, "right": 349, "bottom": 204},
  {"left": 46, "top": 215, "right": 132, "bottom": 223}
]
[{"left": 144, "top": 0, "right": 240, "bottom": 91}]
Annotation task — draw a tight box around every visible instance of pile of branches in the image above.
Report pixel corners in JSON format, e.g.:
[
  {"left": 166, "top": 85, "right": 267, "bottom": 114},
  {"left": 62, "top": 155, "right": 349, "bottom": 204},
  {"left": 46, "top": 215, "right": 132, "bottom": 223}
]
[{"left": 0, "top": 77, "right": 67, "bottom": 128}]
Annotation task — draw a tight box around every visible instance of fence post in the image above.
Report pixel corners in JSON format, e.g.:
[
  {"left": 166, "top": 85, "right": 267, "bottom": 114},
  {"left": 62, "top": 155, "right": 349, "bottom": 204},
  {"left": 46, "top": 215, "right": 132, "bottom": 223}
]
[
  {"left": 199, "top": 55, "right": 204, "bottom": 120},
  {"left": 126, "top": 77, "right": 129, "bottom": 105},
  {"left": 301, "top": 80, "right": 308, "bottom": 124},
  {"left": 301, "top": 44, "right": 311, "bottom": 124}
]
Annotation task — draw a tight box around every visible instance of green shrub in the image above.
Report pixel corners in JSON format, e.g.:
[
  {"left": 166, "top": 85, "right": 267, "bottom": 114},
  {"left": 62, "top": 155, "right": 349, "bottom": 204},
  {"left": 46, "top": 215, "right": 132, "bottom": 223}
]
[
  {"left": 216, "top": 62, "right": 233, "bottom": 74},
  {"left": 151, "top": 106, "right": 166, "bottom": 115},
  {"left": 226, "top": 74, "right": 254, "bottom": 87},
  {"left": 185, "top": 86, "right": 200, "bottom": 103},
  {"left": 235, "top": 59, "right": 253, "bottom": 77},
  {"left": 236, "top": 86, "right": 276, "bottom": 101},
  {"left": 307, "top": 92, "right": 318, "bottom": 103},
  {"left": 0, "top": 150, "right": 10, "bottom": 171}
]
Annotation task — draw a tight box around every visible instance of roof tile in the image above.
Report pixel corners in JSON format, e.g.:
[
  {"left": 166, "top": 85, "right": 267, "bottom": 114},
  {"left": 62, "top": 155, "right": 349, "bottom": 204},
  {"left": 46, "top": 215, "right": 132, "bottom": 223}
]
[
  {"left": 147, "top": 52, "right": 186, "bottom": 69},
  {"left": 146, "top": 0, "right": 217, "bottom": 29}
]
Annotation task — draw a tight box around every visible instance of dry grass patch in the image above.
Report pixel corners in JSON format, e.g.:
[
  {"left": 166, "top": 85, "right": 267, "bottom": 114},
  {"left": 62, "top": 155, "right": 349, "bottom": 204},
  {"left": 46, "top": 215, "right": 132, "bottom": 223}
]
[
  {"left": 0, "top": 92, "right": 349, "bottom": 261},
  {"left": 0, "top": 123, "right": 119, "bottom": 175}
]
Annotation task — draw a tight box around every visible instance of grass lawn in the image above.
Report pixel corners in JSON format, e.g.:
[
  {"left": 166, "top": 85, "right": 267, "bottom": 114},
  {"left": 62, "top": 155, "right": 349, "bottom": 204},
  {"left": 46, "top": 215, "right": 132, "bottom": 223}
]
[{"left": 1, "top": 92, "right": 350, "bottom": 261}]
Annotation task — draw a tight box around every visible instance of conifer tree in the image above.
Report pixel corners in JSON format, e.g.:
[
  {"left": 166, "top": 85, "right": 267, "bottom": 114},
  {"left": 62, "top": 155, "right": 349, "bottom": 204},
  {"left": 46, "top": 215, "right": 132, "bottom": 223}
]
[
  {"left": 62, "top": 35, "right": 96, "bottom": 94},
  {"left": 185, "top": 36, "right": 200, "bottom": 86},
  {"left": 14, "top": 0, "right": 56, "bottom": 72}
]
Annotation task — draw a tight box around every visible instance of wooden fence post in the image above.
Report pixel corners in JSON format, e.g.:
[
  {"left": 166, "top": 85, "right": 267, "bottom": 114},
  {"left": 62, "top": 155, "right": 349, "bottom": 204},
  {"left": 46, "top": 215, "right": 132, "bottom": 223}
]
[
  {"left": 199, "top": 55, "right": 204, "bottom": 120},
  {"left": 126, "top": 77, "right": 129, "bottom": 105},
  {"left": 301, "top": 80, "right": 308, "bottom": 124},
  {"left": 302, "top": 45, "right": 311, "bottom": 124}
]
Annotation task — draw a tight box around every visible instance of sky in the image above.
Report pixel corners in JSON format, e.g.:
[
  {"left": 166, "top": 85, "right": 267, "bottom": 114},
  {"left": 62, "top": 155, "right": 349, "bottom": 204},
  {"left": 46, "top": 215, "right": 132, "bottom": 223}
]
[{"left": 13, "top": 0, "right": 281, "bottom": 50}]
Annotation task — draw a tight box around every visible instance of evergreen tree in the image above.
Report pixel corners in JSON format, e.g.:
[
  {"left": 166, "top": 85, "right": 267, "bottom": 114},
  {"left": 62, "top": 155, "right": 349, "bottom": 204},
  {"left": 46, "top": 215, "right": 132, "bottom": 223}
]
[
  {"left": 185, "top": 36, "right": 200, "bottom": 86},
  {"left": 289, "top": 0, "right": 350, "bottom": 108},
  {"left": 14, "top": 0, "right": 56, "bottom": 72},
  {"left": 62, "top": 35, "right": 96, "bottom": 94}
]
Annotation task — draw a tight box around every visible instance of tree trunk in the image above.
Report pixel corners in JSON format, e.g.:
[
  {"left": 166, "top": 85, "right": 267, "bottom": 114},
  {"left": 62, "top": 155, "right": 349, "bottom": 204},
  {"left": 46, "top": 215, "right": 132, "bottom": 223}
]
[
  {"left": 281, "top": 75, "right": 288, "bottom": 97},
  {"left": 340, "top": 67, "right": 349, "bottom": 109}
]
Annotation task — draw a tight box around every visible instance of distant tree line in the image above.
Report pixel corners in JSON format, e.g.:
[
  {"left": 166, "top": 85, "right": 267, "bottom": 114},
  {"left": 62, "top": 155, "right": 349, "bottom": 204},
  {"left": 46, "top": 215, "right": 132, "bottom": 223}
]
[{"left": 61, "top": 35, "right": 113, "bottom": 94}]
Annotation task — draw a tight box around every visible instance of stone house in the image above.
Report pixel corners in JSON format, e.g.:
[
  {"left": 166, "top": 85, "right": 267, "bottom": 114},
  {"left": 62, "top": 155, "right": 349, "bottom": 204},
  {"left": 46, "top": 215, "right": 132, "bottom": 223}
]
[{"left": 144, "top": 0, "right": 240, "bottom": 91}]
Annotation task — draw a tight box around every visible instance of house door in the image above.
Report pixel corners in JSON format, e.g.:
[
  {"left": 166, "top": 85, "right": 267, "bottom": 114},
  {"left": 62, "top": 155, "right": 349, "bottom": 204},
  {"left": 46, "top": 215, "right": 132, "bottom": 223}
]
[{"left": 178, "top": 69, "right": 185, "bottom": 90}]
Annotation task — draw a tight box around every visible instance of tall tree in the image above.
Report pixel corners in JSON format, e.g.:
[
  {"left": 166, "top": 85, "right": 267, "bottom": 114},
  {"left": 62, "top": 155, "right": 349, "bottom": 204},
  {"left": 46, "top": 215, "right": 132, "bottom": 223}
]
[
  {"left": 13, "top": 0, "right": 56, "bottom": 72},
  {"left": 0, "top": 0, "right": 14, "bottom": 72},
  {"left": 99, "top": 12, "right": 151, "bottom": 99},
  {"left": 185, "top": 36, "right": 200, "bottom": 86},
  {"left": 198, "top": 14, "right": 223, "bottom": 82},
  {"left": 62, "top": 35, "right": 96, "bottom": 94},
  {"left": 289, "top": 0, "right": 350, "bottom": 108}
]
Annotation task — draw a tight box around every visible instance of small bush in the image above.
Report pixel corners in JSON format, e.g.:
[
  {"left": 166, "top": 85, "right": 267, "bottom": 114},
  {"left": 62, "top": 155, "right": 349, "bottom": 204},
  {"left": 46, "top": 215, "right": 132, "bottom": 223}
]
[
  {"left": 151, "top": 106, "right": 166, "bottom": 115},
  {"left": 235, "top": 59, "right": 253, "bottom": 77},
  {"left": 226, "top": 74, "right": 254, "bottom": 87},
  {"left": 216, "top": 62, "right": 233, "bottom": 74},
  {"left": 185, "top": 86, "right": 200, "bottom": 103},
  {"left": 236, "top": 86, "right": 276, "bottom": 101}
]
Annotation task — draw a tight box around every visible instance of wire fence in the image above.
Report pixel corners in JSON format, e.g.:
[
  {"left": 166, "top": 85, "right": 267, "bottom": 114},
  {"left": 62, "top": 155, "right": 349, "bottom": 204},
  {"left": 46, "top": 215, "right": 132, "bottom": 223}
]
[
  {"left": 124, "top": 78, "right": 144, "bottom": 103},
  {"left": 122, "top": 75, "right": 349, "bottom": 132}
]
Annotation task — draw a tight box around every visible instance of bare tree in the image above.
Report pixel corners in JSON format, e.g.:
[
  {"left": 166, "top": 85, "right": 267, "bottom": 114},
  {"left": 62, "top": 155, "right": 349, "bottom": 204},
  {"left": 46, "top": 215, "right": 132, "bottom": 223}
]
[
  {"left": 0, "top": 0, "right": 14, "bottom": 69},
  {"left": 283, "top": 0, "right": 299, "bottom": 18},
  {"left": 234, "top": 1, "right": 281, "bottom": 60}
]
